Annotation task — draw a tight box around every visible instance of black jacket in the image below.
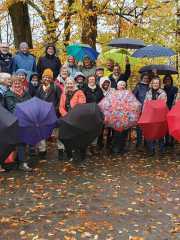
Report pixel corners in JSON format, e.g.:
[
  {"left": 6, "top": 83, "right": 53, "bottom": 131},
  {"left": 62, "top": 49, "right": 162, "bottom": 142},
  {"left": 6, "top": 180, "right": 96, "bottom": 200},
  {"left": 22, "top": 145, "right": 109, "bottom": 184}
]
[
  {"left": 83, "top": 85, "right": 104, "bottom": 103},
  {"left": 133, "top": 82, "right": 149, "bottom": 105},
  {"left": 0, "top": 51, "right": 13, "bottom": 73},
  {"left": 164, "top": 85, "right": 178, "bottom": 109},
  {"left": 37, "top": 54, "right": 61, "bottom": 79},
  {"left": 109, "top": 64, "right": 131, "bottom": 89},
  {"left": 36, "top": 84, "right": 61, "bottom": 110}
]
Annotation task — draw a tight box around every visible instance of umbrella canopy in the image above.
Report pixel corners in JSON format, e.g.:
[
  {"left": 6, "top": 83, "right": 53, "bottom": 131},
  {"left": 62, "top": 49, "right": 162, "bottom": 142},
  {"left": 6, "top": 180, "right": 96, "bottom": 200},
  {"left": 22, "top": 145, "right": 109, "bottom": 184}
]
[
  {"left": 0, "top": 105, "right": 19, "bottom": 145},
  {"left": 66, "top": 43, "right": 99, "bottom": 61},
  {"left": 99, "top": 90, "right": 141, "bottom": 132},
  {"left": 167, "top": 101, "right": 180, "bottom": 141},
  {"left": 15, "top": 97, "right": 58, "bottom": 145},
  {"left": 138, "top": 100, "right": 169, "bottom": 140},
  {"left": 108, "top": 38, "right": 146, "bottom": 49},
  {"left": 58, "top": 103, "right": 104, "bottom": 148},
  {"left": 132, "top": 45, "right": 176, "bottom": 58},
  {"left": 139, "top": 64, "right": 178, "bottom": 75}
]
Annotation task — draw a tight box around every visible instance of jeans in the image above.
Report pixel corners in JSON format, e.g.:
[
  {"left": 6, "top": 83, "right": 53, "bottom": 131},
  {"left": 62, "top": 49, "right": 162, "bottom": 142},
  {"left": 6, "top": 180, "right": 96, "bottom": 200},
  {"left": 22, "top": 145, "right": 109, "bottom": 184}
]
[
  {"left": 17, "top": 143, "right": 27, "bottom": 162},
  {"left": 147, "top": 138, "right": 165, "bottom": 153}
]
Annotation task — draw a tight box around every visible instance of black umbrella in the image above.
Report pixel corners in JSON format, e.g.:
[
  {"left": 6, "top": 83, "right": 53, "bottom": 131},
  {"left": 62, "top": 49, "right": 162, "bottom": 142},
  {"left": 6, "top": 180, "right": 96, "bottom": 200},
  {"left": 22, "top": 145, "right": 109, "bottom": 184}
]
[
  {"left": 108, "top": 38, "right": 146, "bottom": 49},
  {"left": 139, "top": 64, "right": 178, "bottom": 75},
  {"left": 58, "top": 103, "right": 104, "bottom": 148},
  {"left": 0, "top": 105, "right": 19, "bottom": 145}
]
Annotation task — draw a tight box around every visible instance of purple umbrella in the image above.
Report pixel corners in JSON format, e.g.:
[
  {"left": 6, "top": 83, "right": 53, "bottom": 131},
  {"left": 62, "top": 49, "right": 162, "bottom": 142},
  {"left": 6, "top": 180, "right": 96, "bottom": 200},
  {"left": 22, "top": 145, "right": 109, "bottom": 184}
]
[{"left": 15, "top": 97, "right": 58, "bottom": 145}]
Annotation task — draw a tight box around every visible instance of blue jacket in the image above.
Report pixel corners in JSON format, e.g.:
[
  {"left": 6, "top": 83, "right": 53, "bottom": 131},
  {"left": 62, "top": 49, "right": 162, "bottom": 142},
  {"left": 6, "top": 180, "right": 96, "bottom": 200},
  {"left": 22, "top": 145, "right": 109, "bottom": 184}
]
[
  {"left": 133, "top": 82, "right": 149, "bottom": 105},
  {"left": 12, "top": 52, "right": 37, "bottom": 74}
]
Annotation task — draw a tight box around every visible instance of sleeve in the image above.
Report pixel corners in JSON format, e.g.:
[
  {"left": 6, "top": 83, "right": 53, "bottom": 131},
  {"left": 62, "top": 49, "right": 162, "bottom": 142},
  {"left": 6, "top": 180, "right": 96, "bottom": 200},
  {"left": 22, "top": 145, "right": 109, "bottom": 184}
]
[
  {"left": 133, "top": 84, "right": 139, "bottom": 98},
  {"left": 12, "top": 57, "right": 17, "bottom": 73},
  {"left": 37, "top": 57, "right": 42, "bottom": 78},
  {"left": 59, "top": 94, "right": 68, "bottom": 117},
  {"left": 32, "top": 57, "right": 37, "bottom": 72},
  {"left": 4, "top": 96, "right": 15, "bottom": 113},
  {"left": 78, "top": 90, "right": 86, "bottom": 104},
  {"left": 55, "top": 57, "right": 61, "bottom": 78}
]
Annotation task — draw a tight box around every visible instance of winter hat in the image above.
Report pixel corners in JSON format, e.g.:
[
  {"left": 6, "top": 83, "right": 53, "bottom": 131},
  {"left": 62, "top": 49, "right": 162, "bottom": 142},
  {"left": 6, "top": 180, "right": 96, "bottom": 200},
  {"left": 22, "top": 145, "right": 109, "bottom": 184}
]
[
  {"left": 42, "top": 68, "right": 53, "bottom": 79},
  {"left": 15, "top": 69, "right": 27, "bottom": 76},
  {"left": 96, "top": 66, "right": 104, "bottom": 71},
  {"left": 74, "top": 72, "right": 86, "bottom": 80}
]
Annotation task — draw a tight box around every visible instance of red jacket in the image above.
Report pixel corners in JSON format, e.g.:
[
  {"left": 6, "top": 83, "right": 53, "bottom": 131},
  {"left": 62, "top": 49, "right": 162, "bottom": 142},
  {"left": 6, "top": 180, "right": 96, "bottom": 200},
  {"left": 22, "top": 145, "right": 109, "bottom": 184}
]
[{"left": 59, "top": 90, "right": 86, "bottom": 116}]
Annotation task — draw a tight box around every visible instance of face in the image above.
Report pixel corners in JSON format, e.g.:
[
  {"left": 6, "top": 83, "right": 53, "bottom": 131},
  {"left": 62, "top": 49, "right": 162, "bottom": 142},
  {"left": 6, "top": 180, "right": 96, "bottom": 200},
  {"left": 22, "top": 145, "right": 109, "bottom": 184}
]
[
  {"left": 5, "top": 77, "right": 12, "bottom": 87},
  {"left": 152, "top": 79, "right": 160, "bottom": 90},
  {"left": 47, "top": 46, "right": 55, "bottom": 55},
  {"left": 142, "top": 75, "right": 150, "bottom": 84},
  {"left": 66, "top": 80, "right": 75, "bottom": 92},
  {"left": 20, "top": 44, "right": 28, "bottom": 54},
  {"left": 117, "top": 82, "right": 126, "bottom": 90},
  {"left": 17, "top": 73, "right": 26, "bottom": 81},
  {"left": 107, "top": 60, "right": 114, "bottom": 70},
  {"left": 42, "top": 75, "right": 51, "bottom": 86},
  {"left": 113, "top": 66, "right": 121, "bottom": 75},
  {"left": 31, "top": 75, "right": 39, "bottom": 86},
  {"left": 83, "top": 58, "right": 91, "bottom": 67},
  {"left": 0, "top": 44, "right": 9, "bottom": 54},
  {"left": 102, "top": 80, "right": 110, "bottom": 91},
  {"left": 88, "top": 76, "right": 96, "bottom": 86},
  {"left": 96, "top": 69, "right": 104, "bottom": 77},
  {"left": 76, "top": 76, "right": 84, "bottom": 83},
  {"left": 61, "top": 68, "right": 69, "bottom": 79},
  {"left": 164, "top": 77, "right": 172, "bottom": 86},
  {"left": 13, "top": 79, "right": 23, "bottom": 88},
  {"left": 68, "top": 56, "right": 75, "bottom": 64}
]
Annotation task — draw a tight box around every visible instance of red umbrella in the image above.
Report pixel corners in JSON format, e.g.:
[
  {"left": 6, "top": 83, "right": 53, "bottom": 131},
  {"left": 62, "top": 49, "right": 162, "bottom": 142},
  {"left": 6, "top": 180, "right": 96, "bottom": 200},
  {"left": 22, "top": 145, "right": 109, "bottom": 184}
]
[
  {"left": 167, "top": 101, "right": 180, "bottom": 141},
  {"left": 138, "top": 100, "right": 169, "bottom": 140}
]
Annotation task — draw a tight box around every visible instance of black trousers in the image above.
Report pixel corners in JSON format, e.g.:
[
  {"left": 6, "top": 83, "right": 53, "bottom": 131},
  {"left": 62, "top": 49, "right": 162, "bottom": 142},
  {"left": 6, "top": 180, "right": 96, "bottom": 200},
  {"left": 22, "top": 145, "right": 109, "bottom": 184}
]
[
  {"left": 62, "top": 139, "right": 86, "bottom": 161},
  {"left": 111, "top": 129, "right": 129, "bottom": 153}
]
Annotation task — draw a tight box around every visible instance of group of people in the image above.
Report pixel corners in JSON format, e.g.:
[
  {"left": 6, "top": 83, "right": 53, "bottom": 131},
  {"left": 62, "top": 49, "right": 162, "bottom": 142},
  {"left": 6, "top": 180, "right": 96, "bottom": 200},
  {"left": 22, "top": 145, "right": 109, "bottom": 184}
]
[{"left": 0, "top": 41, "right": 179, "bottom": 172}]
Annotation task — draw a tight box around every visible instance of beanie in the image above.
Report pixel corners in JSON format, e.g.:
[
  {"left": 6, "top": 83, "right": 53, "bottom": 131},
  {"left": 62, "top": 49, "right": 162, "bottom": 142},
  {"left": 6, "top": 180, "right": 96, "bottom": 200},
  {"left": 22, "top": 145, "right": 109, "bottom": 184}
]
[{"left": 42, "top": 68, "right": 53, "bottom": 79}]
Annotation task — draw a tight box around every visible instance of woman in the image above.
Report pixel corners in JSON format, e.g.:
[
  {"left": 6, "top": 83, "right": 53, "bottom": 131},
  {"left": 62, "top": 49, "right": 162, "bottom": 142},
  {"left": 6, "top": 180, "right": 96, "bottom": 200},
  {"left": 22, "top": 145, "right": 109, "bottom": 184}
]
[
  {"left": 83, "top": 75, "right": 104, "bottom": 104},
  {"left": 4, "top": 75, "right": 32, "bottom": 171},
  {"left": 59, "top": 78, "right": 86, "bottom": 161},
  {"left": 144, "top": 77, "right": 167, "bottom": 156},
  {"left": 15, "top": 69, "right": 28, "bottom": 90},
  {"left": 28, "top": 72, "right": 39, "bottom": 97},
  {"left": 0, "top": 72, "right": 12, "bottom": 105},
  {"left": 37, "top": 44, "right": 61, "bottom": 79},
  {"left": 36, "top": 68, "right": 62, "bottom": 158},
  {"left": 111, "top": 81, "right": 129, "bottom": 154},
  {"left": 55, "top": 66, "right": 70, "bottom": 92},
  {"left": 133, "top": 73, "right": 150, "bottom": 148}
]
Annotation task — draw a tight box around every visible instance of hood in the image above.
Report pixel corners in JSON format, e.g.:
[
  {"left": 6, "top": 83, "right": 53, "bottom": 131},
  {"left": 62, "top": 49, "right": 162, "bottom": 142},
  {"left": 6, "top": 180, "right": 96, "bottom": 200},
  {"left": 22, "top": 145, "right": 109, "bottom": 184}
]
[
  {"left": 99, "top": 77, "right": 111, "bottom": 89},
  {"left": 15, "top": 68, "right": 27, "bottom": 76},
  {"left": 29, "top": 72, "right": 39, "bottom": 82}
]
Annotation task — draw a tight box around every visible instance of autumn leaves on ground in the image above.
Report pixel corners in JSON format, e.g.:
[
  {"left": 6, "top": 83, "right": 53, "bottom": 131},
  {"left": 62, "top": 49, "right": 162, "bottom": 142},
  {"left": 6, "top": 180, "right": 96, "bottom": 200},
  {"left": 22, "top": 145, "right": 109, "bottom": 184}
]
[{"left": 0, "top": 143, "right": 179, "bottom": 240}]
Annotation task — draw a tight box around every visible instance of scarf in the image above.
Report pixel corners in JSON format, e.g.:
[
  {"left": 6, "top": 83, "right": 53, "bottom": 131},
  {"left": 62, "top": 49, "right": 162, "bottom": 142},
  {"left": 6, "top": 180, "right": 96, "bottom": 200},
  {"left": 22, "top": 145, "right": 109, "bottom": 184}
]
[
  {"left": 88, "top": 84, "right": 97, "bottom": 90},
  {"left": 11, "top": 82, "right": 25, "bottom": 97}
]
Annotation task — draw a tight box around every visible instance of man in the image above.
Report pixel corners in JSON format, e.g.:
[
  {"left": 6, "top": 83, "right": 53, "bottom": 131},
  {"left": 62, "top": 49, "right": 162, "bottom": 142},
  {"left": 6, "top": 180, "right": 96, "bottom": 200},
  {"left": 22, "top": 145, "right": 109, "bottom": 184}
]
[
  {"left": 12, "top": 42, "right": 36, "bottom": 77},
  {"left": 95, "top": 66, "right": 104, "bottom": 84},
  {"left": 104, "top": 59, "right": 114, "bottom": 77},
  {"left": 0, "top": 43, "right": 13, "bottom": 73},
  {"left": 65, "top": 56, "right": 78, "bottom": 78}
]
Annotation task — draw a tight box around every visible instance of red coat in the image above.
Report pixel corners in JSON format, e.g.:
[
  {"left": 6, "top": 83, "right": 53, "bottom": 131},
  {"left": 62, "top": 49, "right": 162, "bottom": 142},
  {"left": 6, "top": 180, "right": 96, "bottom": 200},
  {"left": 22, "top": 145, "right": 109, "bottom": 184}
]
[{"left": 59, "top": 90, "right": 86, "bottom": 116}]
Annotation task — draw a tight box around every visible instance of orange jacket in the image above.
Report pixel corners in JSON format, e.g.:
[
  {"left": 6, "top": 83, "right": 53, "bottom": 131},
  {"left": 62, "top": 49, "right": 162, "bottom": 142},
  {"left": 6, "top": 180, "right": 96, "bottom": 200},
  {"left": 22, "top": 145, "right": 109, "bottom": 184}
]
[{"left": 59, "top": 90, "right": 86, "bottom": 116}]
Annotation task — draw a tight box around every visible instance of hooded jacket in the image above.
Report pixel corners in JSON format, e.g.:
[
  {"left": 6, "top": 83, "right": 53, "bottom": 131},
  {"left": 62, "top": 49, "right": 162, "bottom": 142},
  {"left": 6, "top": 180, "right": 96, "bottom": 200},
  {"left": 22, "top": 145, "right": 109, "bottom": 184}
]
[
  {"left": 99, "top": 77, "right": 114, "bottom": 97},
  {"left": 28, "top": 72, "right": 39, "bottom": 97},
  {"left": 37, "top": 45, "right": 61, "bottom": 79},
  {"left": 0, "top": 51, "right": 13, "bottom": 73}
]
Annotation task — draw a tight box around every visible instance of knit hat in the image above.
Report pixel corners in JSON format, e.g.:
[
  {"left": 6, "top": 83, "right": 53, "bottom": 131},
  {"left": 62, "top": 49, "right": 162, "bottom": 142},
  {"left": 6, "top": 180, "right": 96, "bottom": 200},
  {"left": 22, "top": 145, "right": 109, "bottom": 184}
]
[
  {"left": 42, "top": 68, "right": 53, "bottom": 79},
  {"left": 15, "top": 69, "right": 27, "bottom": 76}
]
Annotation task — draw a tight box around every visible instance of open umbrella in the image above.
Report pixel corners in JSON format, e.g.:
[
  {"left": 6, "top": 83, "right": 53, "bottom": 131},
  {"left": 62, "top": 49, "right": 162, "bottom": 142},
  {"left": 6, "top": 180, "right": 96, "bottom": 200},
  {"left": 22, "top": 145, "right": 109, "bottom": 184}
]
[
  {"left": 167, "top": 101, "right": 180, "bottom": 141},
  {"left": 99, "top": 90, "right": 141, "bottom": 132},
  {"left": 58, "top": 103, "right": 104, "bottom": 148},
  {"left": 139, "top": 64, "right": 178, "bottom": 75},
  {"left": 66, "top": 43, "right": 99, "bottom": 61},
  {"left": 0, "top": 105, "right": 19, "bottom": 145},
  {"left": 138, "top": 100, "right": 169, "bottom": 140},
  {"left": 132, "top": 44, "right": 176, "bottom": 58},
  {"left": 15, "top": 97, "right": 58, "bottom": 145},
  {"left": 108, "top": 38, "right": 146, "bottom": 49}
]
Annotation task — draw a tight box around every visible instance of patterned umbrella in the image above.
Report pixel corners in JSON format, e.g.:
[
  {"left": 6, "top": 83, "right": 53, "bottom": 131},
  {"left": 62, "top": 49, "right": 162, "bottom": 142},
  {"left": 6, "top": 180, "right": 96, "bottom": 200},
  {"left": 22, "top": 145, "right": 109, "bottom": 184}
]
[
  {"left": 66, "top": 44, "right": 99, "bottom": 61},
  {"left": 132, "top": 45, "right": 176, "bottom": 58},
  {"left": 99, "top": 90, "right": 141, "bottom": 132}
]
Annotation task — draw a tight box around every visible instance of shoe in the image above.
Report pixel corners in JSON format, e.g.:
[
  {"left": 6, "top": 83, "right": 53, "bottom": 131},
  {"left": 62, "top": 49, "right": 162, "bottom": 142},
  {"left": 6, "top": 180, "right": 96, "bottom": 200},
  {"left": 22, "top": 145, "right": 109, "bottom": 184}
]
[
  {"left": 39, "top": 151, "right": 47, "bottom": 159},
  {"left": 58, "top": 149, "right": 65, "bottom": 161},
  {"left": 19, "top": 163, "right": 32, "bottom": 172}
]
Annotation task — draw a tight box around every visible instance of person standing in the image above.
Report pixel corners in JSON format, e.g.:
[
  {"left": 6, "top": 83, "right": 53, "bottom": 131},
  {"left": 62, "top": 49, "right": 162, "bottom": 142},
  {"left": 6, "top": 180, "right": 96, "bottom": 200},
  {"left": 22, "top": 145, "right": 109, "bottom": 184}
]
[
  {"left": 104, "top": 59, "right": 114, "bottom": 77},
  {"left": 144, "top": 77, "right": 167, "bottom": 156},
  {"left": 0, "top": 73, "right": 12, "bottom": 105},
  {"left": 37, "top": 44, "right": 61, "bottom": 79},
  {"left": 80, "top": 56, "right": 96, "bottom": 79},
  {"left": 0, "top": 43, "right": 13, "bottom": 73},
  {"left": 133, "top": 73, "right": 150, "bottom": 148},
  {"left": 74, "top": 72, "right": 86, "bottom": 90},
  {"left": 12, "top": 42, "right": 36, "bottom": 76},
  {"left": 4, "top": 75, "right": 32, "bottom": 171},
  {"left": 109, "top": 57, "right": 131, "bottom": 88},
  {"left": 65, "top": 56, "right": 79, "bottom": 78}
]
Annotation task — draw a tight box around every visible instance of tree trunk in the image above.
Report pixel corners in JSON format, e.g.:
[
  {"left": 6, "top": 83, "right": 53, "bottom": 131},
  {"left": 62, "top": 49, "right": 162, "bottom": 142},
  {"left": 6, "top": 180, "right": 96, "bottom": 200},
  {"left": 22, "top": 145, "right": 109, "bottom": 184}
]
[
  {"left": 81, "top": 0, "right": 97, "bottom": 49},
  {"left": 63, "top": 0, "right": 75, "bottom": 47},
  {"left": 8, "top": 2, "right": 33, "bottom": 48}
]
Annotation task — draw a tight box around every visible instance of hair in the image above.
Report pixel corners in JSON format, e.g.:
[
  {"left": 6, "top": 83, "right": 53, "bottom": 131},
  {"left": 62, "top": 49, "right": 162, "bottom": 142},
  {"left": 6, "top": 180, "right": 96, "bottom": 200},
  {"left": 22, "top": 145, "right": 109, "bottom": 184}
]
[
  {"left": 151, "top": 77, "right": 161, "bottom": 88},
  {"left": 87, "top": 74, "right": 96, "bottom": 82},
  {"left": 11, "top": 74, "right": 22, "bottom": 83},
  {"left": 60, "top": 65, "right": 70, "bottom": 76},
  {"left": 45, "top": 43, "right": 56, "bottom": 54},
  {"left": 140, "top": 73, "right": 149, "bottom": 81},
  {"left": 163, "top": 74, "right": 173, "bottom": 85},
  {"left": 0, "top": 73, "right": 11, "bottom": 84},
  {"left": 64, "top": 78, "right": 77, "bottom": 93}
]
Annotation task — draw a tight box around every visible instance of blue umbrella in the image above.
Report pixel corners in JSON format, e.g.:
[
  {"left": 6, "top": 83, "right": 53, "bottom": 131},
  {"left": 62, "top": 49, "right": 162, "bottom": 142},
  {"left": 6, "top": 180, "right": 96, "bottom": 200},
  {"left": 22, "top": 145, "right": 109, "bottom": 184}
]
[
  {"left": 15, "top": 97, "right": 58, "bottom": 145},
  {"left": 108, "top": 38, "right": 146, "bottom": 49},
  {"left": 66, "top": 43, "right": 99, "bottom": 61},
  {"left": 139, "top": 64, "right": 178, "bottom": 75},
  {"left": 132, "top": 44, "right": 176, "bottom": 58}
]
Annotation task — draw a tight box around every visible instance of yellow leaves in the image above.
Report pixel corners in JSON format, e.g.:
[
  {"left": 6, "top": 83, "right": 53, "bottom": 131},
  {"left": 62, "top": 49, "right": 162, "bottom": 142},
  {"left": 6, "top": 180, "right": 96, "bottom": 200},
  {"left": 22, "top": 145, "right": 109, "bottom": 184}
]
[{"left": 129, "top": 237, "right": 144, "bottom": 240}]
